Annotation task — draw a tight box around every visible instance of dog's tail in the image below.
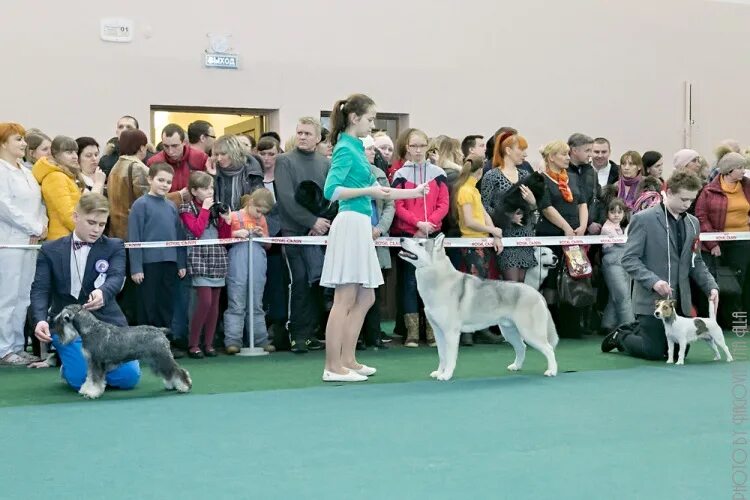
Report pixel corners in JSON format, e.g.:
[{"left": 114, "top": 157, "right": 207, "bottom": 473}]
[{"left": 546, "top": 308, "right": 559, "bottom": 349}]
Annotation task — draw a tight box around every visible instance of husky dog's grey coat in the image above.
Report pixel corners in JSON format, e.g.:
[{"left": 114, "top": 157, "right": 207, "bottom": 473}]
[
  {"left": 55, "top": 305, "right": 192, "bottom": 399},
  {"left": 400, "top": 234, "right": 559, "bottom": 379}
]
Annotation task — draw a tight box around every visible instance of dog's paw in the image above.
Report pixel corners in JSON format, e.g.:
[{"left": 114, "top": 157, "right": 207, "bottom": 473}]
[
  {"left": 544, "top": 369, "right": 557, "bottom": 377},
  {"left": 79, "top": 385, "right": 103, "bottom": 399},
  {"left": 675, "top": 360, "right": 685, "bottom": 366},
  {"left": 430, "top": 370, "right": 440, "bottom": 379},
  {"left": 437, "top": 371, "right": 453, "bottom": 381},
  {"left": 714, "top": 355, "right": 721, "bottom": 361},
  {"left": 507, "top": 363, "right": 521, "bottom": 372},
  {"left": 727, "top": 356, "right": 734, "bottom": 363},
  {"left": 666, "top": 359, "right": 674, "bottom": 364}
]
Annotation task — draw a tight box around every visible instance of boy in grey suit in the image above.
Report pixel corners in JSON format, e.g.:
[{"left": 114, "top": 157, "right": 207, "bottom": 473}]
[{"left": 602, "top": 172, "right": 718, "bottom": 360}]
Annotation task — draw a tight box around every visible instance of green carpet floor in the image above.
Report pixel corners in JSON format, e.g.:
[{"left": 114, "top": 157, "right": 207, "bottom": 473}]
[
  {"left": 0, "top": 335, "right": 744, "bottom": 408},
  {"left": 1, "top": 361, "right": 744, "bottom": 499}
]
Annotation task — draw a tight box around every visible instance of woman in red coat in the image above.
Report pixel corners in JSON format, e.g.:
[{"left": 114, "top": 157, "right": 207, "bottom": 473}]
[{"left": 694, "top": 152, "right": 750, "bottom": 315}]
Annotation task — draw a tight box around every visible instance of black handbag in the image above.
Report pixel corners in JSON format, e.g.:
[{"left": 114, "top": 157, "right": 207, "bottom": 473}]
[
  {"left": 557, "top": 267, "right": 596, "bottom": 308},
  {"left": 704, "top": 252, "right": 742, "bottom": 297},
  {"left": 716, "top": 266, "right": 742, "bottom": 297}
]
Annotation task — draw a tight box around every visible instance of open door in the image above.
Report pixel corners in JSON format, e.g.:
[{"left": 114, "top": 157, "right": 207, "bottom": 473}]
[{"left": 150, "top": 105, "right": 278, "bottom": 144}]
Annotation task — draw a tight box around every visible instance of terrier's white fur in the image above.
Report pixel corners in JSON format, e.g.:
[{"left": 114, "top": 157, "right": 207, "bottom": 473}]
[{"left": 653, "top": 299, "right": 733, "bottom": 365}]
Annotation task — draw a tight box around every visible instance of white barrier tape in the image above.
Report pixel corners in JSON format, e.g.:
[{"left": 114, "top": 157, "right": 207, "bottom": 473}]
[{"left": 1, "top": 231, "right": 748, "bottom": 250}]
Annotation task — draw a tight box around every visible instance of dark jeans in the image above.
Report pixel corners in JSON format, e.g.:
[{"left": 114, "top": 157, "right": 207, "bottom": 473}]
[
  {"left": 362, "top": 290, "right": 382, "bottom": 342},
  {"left": 399, "top": 259, "right": 419, "bottom": 314},
  {"left": 264, "top": 250, "right": 288, "bottom": 326},
  {"left": 117, "top": 255, "right": 139, "bottom": 326},
  {"left": 283, "top": 245, "right": 322, "bottom": 341},
  {"left": 171, "top": 272, "right": 190, "bottom": 341},
  {"left": 720, "top": 241, "right": 750, "bottom": 316},
  {"left": 137, "top": 262, "right": 177, "bottom": 329}
]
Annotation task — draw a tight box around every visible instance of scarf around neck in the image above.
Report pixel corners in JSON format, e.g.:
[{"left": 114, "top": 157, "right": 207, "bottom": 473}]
[
  {"left": 545, "top": 166, "right": 573, "bottom": 203},
  {"left": 618, "top": 174, "right": 642, "bottom": 209},
  {"left": 218, "top": 162, "right": 245, "bottom": 210}
]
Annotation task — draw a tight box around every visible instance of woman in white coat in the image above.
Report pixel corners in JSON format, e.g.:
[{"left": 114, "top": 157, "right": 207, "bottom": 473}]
[{"left": 0, "top": 123, "right": 48, "bottom": 365}]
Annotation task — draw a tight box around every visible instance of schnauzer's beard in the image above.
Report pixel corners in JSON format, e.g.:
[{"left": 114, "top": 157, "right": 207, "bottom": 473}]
[{"left": 54, "top": 311, "right": 80, "bottom": 345}]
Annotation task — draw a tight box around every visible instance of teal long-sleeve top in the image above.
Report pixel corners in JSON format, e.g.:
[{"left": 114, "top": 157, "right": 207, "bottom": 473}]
[{"left": 324, "top": 133, "right": 376, "bottom": 216}]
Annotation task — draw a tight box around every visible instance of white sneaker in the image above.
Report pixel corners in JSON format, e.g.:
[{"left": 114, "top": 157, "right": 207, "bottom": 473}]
[
  {"left": 351, "top": 364, "right": 377, "bottom": 376},
  {"left": 322, "top": 369, "right": 368, "bottom": 382}
]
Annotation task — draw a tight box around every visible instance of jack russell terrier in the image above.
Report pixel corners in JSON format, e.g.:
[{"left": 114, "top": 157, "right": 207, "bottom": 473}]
[{"left": 653, "top": 299, "right": 733, "bottom": 365}]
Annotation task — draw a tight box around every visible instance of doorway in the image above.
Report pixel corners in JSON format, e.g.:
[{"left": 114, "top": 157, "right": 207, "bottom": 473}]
[
  {"left": 150, "top": 105, "right": 278, "bottom": 145},
  {"left": 320, "top": 111, "right": 408, "bottom": 141}
]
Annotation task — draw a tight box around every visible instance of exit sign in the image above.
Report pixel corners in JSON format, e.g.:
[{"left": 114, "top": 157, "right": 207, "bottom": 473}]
[{"left": 204, "top": 53, "right": 239, "bottom": 69}]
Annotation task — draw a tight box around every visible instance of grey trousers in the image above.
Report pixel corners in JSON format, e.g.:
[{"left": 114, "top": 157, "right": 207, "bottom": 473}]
[
  {"left": 601, "top": 250, "right": 635, "bottom": 330},
  {"left": 224, "top": 242, "right": 269, "bottom": 348}
]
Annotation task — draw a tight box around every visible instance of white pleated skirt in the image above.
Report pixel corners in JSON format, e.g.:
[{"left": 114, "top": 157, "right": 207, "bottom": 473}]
[{"left": 320, "top": 211, "right": 384, "bottom": 289}]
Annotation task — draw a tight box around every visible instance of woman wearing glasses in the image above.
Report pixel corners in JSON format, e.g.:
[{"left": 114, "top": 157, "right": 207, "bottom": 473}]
[{"left": 390, "top": 128, "right": 450, "bottom": 348}]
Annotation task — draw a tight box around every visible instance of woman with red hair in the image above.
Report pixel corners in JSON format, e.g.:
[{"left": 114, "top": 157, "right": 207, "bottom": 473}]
[
  {"left": 0, "top": 123, "right": 47, "bottom": 365},
  {"left": 480, "top": 131, "right": 538, "bottom": 282}
]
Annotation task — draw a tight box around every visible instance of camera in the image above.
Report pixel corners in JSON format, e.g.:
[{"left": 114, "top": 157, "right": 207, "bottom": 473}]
[{"left": 209, "top": 202, "right": 229, "bottom": 219}]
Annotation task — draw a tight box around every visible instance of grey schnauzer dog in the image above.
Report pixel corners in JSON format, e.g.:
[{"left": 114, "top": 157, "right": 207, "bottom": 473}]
[{"left": 55, "top": 304, "right": 192, "bottom": 399}]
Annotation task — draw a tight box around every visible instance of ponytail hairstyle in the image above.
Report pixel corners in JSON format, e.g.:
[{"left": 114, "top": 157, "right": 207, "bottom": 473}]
[
  {"left": 451, "top": 154, "right": 485, "bottom": 223},
  {"left": 329, "top": 93, "right": 376, "bottom": 147}
]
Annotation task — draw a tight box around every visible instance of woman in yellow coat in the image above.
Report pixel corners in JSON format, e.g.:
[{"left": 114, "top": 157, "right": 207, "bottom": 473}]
[{"left": 32, "top": 136, "right": 87, "bottom": 241}]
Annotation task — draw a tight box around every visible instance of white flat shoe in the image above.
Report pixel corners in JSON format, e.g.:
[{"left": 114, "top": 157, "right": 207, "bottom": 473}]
[
  {"left": 322, "top": 369, "right": 367, "bottom": 382},
  {"left": 351, "top": 364, "right": 376, "bottom": 376}
]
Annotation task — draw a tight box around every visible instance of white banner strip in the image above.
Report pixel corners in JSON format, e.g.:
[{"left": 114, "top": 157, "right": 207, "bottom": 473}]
[{"left": 0, "top": 231, "right": 748, "bottom": 251}]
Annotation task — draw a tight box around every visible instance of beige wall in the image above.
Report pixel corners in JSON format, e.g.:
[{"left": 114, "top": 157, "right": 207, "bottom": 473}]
[{"left": 4, "top": 0, "right": 750, "bottom": 167}]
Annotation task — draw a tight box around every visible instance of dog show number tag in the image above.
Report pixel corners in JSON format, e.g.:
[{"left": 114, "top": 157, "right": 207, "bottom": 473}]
[
  {"left": 94, "top": 273, "right": 107, "bottom": 289},
  {"left": 95, "top": 260, "right": 109, "bottom": 273}
]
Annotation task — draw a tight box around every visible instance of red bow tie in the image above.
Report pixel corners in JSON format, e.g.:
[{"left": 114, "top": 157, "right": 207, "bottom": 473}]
[{"left": 73, "top": 240, "right": 93, "bottom": 250}]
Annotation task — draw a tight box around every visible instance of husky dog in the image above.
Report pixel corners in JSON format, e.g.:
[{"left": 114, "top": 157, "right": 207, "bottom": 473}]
[
  {"left": 399, "top": 234, "right": 559, "bottom": 379},
  {"left": 524, "top": 247, "right": 558, "bottom": 290},
  {"left": 55, "top": 305, "right": 192, "bottom": 399},
  {"left": 653, "top": 299, "right": 733, "bottom": 365}
]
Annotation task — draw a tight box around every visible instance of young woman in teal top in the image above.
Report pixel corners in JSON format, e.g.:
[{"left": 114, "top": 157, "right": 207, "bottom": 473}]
[{"left": 320, "top": 93, "right": 427, "bottom": 383}]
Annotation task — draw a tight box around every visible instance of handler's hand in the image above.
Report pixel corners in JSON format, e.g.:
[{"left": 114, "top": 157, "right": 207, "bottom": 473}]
[
  {"left": 132, "top": 273, "right": 144, "bottom": 284},
  {"left": 178, "top": 268, "right": 187, "bottom": 279},
  {"left": 84, "top": 289, "right": 104, "bottom": 311},
  {"left": 35, "top": 321, "right": 52, "bottom": 343},
  {"left": 653, "top": 280, "right": 672, "bottom": 297},
  {"left": 710, "top": 246, "right": 721, "bottom": 257}
]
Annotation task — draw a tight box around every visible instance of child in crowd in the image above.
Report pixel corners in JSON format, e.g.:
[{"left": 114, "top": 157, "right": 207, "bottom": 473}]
[
  {"left": 599, "top": 198, "right": 634, "bottom": 333},
  {"left": 224, "top": 189, "right": 276, "bottom": 354},
  {"left": 128, "top": 163, "right": 187, "bottom": 329},
  {"left": 632, "top": 175, "right": 663, "bottom": 214},
  {"left": 179, "top": 171, "right": 232, "bottom": 358},
  {"left": 391, "top": 128, "right": 450, "bottom": 348},
  {"left": 453, "top": 154, "right": 503, "bottom": 277}
]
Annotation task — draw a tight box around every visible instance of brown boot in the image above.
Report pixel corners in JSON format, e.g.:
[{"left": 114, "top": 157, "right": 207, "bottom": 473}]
[
  {"left": 425, "top": 320, "right": 437, "bottom": 347},
  {"left": 404, "top": 313, "right": 420, "bottom": 347}
]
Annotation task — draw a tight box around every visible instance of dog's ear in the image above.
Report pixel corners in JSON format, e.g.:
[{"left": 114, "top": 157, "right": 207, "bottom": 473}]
[{"left": 434, "top": 233, "right": 445, "bottom": 251}]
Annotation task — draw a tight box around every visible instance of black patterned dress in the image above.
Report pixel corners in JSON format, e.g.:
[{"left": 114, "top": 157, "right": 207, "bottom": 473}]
[{"left": 480, "top": 168, "right": 537, "bottom": 271}]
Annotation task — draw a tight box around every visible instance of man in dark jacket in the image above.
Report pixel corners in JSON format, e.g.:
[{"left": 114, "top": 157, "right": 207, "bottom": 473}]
[{"left": 100, "top": 115, "right": 154, "bottom": 176}]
